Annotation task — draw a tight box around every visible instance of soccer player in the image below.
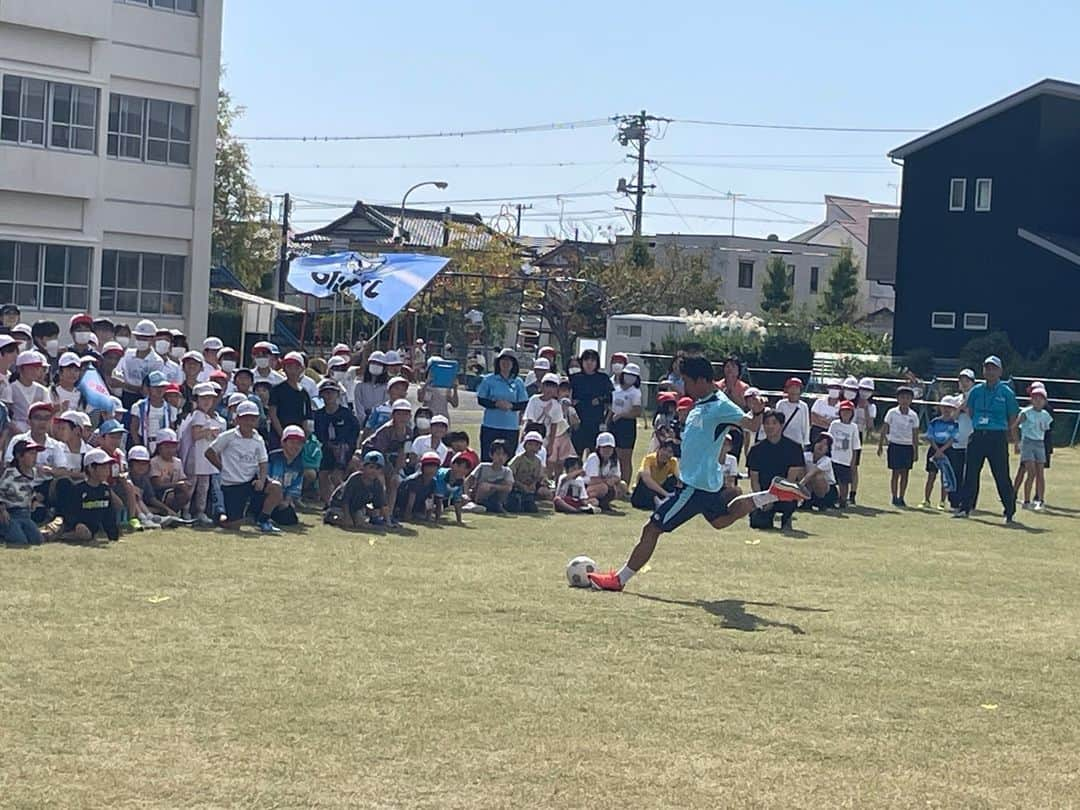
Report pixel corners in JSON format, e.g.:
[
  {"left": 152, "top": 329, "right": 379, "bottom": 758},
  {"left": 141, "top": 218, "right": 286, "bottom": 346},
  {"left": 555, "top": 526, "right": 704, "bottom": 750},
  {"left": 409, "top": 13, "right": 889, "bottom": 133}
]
[{"left": 588, "top": 356, "right": 806, "bottom": 592}]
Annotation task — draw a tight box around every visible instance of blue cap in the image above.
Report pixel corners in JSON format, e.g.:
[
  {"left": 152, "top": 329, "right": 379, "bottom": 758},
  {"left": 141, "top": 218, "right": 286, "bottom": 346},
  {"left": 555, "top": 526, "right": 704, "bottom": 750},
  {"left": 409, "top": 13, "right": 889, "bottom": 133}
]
[
  {"left": 268, "top": 343, "right": 280, "bottom": 355},
  {"left": 147, "top": 370, "right": 168, "bottom": 387},
  {"left": 362, "top": 450, "right": 385, "bottom": 467},
  {"left": 97, "top": 419, "right": 127, "bottom": 435},
  {"left": 983, "top": 355, "right": 1002, "bottom": 368}
]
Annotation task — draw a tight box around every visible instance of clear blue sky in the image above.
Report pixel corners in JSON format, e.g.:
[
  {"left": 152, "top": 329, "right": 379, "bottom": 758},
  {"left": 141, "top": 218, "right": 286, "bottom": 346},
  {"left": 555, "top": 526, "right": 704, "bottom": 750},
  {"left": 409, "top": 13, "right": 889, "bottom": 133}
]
[{"left": 222, "top": 0, "right": 1080, "bottom": 241}]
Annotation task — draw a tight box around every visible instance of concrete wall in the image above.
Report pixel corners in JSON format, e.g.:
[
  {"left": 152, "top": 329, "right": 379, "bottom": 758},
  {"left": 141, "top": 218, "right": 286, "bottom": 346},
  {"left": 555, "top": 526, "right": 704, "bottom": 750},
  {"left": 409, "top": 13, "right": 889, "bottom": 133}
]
[{"left": 0, "top": 0, "right": 221, "bottom": 342}]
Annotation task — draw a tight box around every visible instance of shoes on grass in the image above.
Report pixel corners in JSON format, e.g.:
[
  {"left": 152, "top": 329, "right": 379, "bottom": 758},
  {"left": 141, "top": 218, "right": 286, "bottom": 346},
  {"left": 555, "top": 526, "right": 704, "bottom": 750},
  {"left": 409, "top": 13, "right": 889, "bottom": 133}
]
[{"left": 588, "top": 569, "right": 623, "bottom": 591}]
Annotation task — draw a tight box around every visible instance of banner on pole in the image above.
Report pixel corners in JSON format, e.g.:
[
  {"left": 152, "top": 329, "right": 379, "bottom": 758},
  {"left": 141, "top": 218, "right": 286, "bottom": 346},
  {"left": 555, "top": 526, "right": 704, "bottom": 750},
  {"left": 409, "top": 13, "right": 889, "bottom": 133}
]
[{"left": 287, "top": 252, "right": 450, "bottom": 323}]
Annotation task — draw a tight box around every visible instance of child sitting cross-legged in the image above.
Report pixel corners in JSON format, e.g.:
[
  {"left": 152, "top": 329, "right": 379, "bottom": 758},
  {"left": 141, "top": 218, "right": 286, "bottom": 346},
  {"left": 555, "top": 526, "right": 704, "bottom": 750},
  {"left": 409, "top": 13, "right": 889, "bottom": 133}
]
[
  {"left": 324, "top": 450, "right": 390, "bottom": 529},
  {"left": 630, "top": 439, "right": 679, "bottom": 510},
  {"left": 554, "top": 456, "right": 599, "bottom": 514},
  {"left": 507, "top": 431, "right": 551, "bottom": 513},
  {"left": 463, "top": 439, "right": 514, "bottom": 514}
]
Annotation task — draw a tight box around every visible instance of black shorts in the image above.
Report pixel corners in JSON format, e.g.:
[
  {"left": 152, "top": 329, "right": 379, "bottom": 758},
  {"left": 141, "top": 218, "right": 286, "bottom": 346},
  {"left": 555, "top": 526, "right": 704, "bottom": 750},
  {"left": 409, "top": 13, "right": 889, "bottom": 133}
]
[
  {"left": 925, "top": 452, "right": 942, "bottom": 474},
  {"left": 809, "top": 485, "right": 840, "bottom": 510},
  {"left": 887, "top": 443, "right": 914, "bottom": 471},
  {"left": 610, "top": 417, "right": 637, "bottom": 449},
  {"left": 222, "top": 481, "right": 257, "bottom": 521},
  {"left": 833, "top": 462, "right": 853, "bottom": 485},
  {"left": 650, "top": 484, "right": 735, "bottom": 533},
  {"left": 853, "top": 449, "right": 862, "bottom": 466}
]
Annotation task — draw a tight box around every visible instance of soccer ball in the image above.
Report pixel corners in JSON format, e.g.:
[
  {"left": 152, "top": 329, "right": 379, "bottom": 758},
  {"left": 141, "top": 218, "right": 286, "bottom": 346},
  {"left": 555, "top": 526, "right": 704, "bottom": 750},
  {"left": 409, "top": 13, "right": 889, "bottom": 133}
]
[{"left": 566, "top": 555, "right": 598, "bottom": 588}]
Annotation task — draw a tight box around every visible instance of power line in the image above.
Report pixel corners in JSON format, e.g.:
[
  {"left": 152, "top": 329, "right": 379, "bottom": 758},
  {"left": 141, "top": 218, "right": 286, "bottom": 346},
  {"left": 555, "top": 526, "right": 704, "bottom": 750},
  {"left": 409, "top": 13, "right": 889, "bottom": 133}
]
[
  {"left": 236, "top": 117, "right": 613, "bottom": 142},
  {"left": 670, "top": 117, "right": 925, "bottom": 134},
  {"left": 653, "top": 152, "right": 886, "bottom": 159},
  {"left": 253, "top": 160, "right": 619, "bottom": 170},
  {"left": 657, "top": 160, "right": 896, "bottom": 174}
]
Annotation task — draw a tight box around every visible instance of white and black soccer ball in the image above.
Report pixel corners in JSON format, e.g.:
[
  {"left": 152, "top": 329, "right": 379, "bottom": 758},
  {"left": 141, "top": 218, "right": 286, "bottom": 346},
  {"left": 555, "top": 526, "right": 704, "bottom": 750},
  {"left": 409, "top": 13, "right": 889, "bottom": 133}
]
[{"left": 566, "top": 555, "right": 598, "bottom": 588}]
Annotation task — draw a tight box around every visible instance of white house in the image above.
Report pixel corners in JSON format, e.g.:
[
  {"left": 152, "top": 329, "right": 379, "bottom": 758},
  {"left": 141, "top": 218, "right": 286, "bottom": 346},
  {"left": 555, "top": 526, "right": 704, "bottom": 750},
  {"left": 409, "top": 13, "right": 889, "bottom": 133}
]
[{"left": 0, "top": 0, "right": 222, "bottom": 341}]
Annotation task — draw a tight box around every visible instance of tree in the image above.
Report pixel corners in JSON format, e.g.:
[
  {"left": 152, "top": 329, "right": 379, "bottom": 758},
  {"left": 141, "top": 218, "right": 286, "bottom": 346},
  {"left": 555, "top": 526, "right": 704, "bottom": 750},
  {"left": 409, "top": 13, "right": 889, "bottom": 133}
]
[
  {"left": 760, "top": 255, "right": 793, "bottom": 317},
  {"left": 817, "top": 247, "right": 861, "bottom": 325},
  {"left": 213, "top": 89, "right": 278, "bottom": 291}
]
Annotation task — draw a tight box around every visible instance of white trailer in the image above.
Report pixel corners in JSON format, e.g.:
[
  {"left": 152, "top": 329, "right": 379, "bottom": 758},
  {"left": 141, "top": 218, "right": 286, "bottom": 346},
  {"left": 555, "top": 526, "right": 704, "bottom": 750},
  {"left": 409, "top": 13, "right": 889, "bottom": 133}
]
[{"left": 605, "top": 314, "right": 688, "bottom": 377}]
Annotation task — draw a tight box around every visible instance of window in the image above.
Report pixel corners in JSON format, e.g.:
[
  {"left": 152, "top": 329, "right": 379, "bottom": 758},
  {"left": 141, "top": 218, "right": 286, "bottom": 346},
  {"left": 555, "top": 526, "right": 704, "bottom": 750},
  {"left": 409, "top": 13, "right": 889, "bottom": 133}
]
[
  {"left": 0, "top": 240, "right": 90, "bottom": 309},
  {"left": 931, "top": 311, "right": 956, "bottom": 329},
  {"left": 963, "top": 312, "right": 989, "bottom": 331},
  {"left": 786, "top": 264, "right": 796, "bottom": 288},
  {"left": 949, "top": 178, "right": 966, "bottom": 211},
  {"left": 2, "top": 76, "right": 97, "bottom": 152},
  {"left": 49, "top": 83, "right": 98, "bottom": 152},
  {"left": 107, "top": 94, "right": 191, "bottom": 166},
  {"left": 738, "top": 260, "right": 754, "bottom": 288},
  {"left": 616, "top": 325, "right": 629, "bottom": 336},
  {"left": 629, "top": 325, "right": 642, "bottom": 337},
  {"left": 115, "top": 0, "right": 198, "bottom": 13},
  {"left": 809, "top": 266, "right": 820, "bottom": 293},
  {"left": 975, "top": 178, "right": 992, "bottom": 212},
  {"left": 100, "top": 250, "right": 185, "bottom": 315},
  {"left": 1, "top": 75, "right": 47, "bottom": 146}
]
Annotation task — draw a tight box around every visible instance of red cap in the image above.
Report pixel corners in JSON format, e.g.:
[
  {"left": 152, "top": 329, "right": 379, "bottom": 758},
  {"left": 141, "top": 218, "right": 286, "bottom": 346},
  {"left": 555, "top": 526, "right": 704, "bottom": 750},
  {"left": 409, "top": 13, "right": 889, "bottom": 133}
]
[
  {"left": 29, "top": 401, "right": 55, "bottom": 415},
  {"left": 838, "top": 399, "right": 855, "bottom": 411},
  {"left": 657, "top": 391, "right": 678, "bottom": 404},
  {"left": 210, "top": 370, "right": 229, "bottom": 382},
  {"left": 677, "top": 396, "right": 694, "bottom": 410},
  {"left": 69, "top": 313, "right": 93, "bottom": 330},
  {"left": 784, "top": 377, "right": 804, "bottom": 390},
  {"left": 164, "top": 383, "right": 182, "bottom": 394}
]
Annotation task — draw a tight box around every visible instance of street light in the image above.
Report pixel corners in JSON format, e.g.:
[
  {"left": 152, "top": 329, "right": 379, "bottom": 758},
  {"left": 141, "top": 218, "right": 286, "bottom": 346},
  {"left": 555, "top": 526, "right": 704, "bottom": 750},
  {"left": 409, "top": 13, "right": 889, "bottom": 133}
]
[{"left": 395, "top": 180, "right": 449, "bottom": 244}]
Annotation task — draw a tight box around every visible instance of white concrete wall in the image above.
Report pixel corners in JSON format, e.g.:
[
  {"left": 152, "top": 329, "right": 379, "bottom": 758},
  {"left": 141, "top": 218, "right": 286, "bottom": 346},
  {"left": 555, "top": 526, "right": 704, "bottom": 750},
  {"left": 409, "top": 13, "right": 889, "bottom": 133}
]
[{"left": 0, "top": 0, "right": 221, "bottom": 342}]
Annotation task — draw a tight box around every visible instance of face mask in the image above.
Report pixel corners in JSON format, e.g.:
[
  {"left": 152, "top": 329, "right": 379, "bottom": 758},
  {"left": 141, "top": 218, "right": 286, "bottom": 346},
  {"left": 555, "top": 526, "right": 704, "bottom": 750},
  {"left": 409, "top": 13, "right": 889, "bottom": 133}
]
[
  {"left": 17, "top": 341, "right": 28, "bottom": 352},
  {"left": 115, "top": 336, "right": 130, "bottom": 348},
  {"left": 332, "top": 371, "right": 346, "bottom": 381},
  {"left": 255, "top": 357, "right": 270, "bottom": 370},
  {"left": 369, "top": 363, "right": 384, "bottom": 375},
  {"left": 170, "top": 346, "right": 184, "bottom": 360},
  {"left": 611, "top": 363, "right": 625, "bottom": 374},
  {"left": 569, "top": 366, "right": 581, "bottom": 375},
  {"left": 221, "top": 360, "right": 237, "bottom": 373},
  {"left": 155, "top": 340, "right": 171, "bottom": 355},
  {"left": 45, "top": 339, "right": 59, "bottom": 356},
  {"left": 416, "top": 417, "right": 431, "bottom": 431},
  {"left": 135, "top": 338, "right": 150, "bottom": 351},
  {"left": 74, "top": 330, "right": 92, "bottom": 345},
  {"left": 860, "top": 389, "right": 873, "bottom": 399},
  {"left": 827, "top": 388, "right": 841, "bottom": 399},
  {"left": 843, "top": 388, "right": 857, "bottom": 400}
]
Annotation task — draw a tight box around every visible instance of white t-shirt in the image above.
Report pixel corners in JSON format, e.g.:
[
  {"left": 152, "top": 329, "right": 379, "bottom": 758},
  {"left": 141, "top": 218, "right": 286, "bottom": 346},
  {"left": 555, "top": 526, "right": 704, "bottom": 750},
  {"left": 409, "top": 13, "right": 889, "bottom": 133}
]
[
  {"left": 209, "top": 427, "right": 269, "bottom": 486},
  {"left": 804, "top": 451, "right": 836, "bottom": 486},
  {"left": 955, "top": 410, "right": 974, "bottom": 450},
  {"left": 53, "top": 439, "right": 91, "bottom": 474},
  {"left": 524, "top": 395, "right": 567, "bottom": 437},
  {"left": 51, "top": 385, "right": 82, "bottom": 414},
  {"left": 253, "top": 368, "right": 286, "bottom": 387},
  {"left": 556, "top": 473, "right": 588, "bottom": 500},
  {"left": 722, "top": 453, "right": 739, "bottom": 481},
  {"left": 884, "top": 407, "right": 920, "bottom": 446},
  {"left": 827, "top": 419, "right": 861, "bottom": 467},
  {"left": 853, "top": 400, "right": 877, "bottom": 436},
  {"left": 116, "top": 349, "right": 165, "bottom": 387},
  {"left": 190, "top": 410, "right": 226, "bottom": 476},
  {"left": 774, "top": 399, "right": 810, "bottom": 448},
  {"left": 611, "top": 385, "right": 642, "bottom": 419},
  {"left": 9, "top": 380, "right": 50, "bottom": 432},
  {"left": 409, "top": 434, "right": 450, "bottom": 463},
  {"left": 811, "top": 396, "right": 839, "bottom": 426},
  {"left": 3, "top": 431, "right": 65, "bottom": 472},
  {"left": 584, "top": 453, "right": 621, "bottom": 482}
]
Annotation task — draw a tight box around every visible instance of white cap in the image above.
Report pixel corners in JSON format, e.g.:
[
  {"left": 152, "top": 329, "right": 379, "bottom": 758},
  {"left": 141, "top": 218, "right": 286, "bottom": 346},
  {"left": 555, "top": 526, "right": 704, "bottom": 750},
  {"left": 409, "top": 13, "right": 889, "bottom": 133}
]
[
  {"left": 622, "top": 362, "right": 641, "bottom": 378},
  {"left": 0, "top": 335, "right": 16, "bottom": 350},
  {"left": 282, "top": 351, "right": 304, "bottom": 366},
  {"left": 332, "top": 343, "right": 351, "bottom": 355},
  {"left": 58, "top": 351, "right": 82, "bottom": 368},
  {"left": 193, "top": 382, "right": 217, "bottom": 397},
  {"left": 83, "top": 448, "right": 112, "bottom": 468},
  {"left": 391, "top": 398, "right": 412, "bottom": 413},
  {"left": 57, "top": 409, "right": 85, "bottom": 425},
  {"left": 236, "top": 401, "right": 260, "bottom": 417},
  {"left": 281, "top": 425, "right": 306, "bottom": 442},
  {"left": 858, "top": 377, "right": 875, "bottom": 390},
  {"left": 744, "top": 386, "right": 761, "bottom": 398},
  {"left": 15, "top": 350, "right": 43, "bottom": 367},
  {"left": 127, "top": 445, "right": 151, "bottom": 462},
  {"left": 327, "top": 355, "right": 349, "bottom": 369},
  {"left": 181, "top": 350, "right": 203, "bottom": 364},
  {"left": 227, "top": 392, "right": 249, "bottom": 407},
  {"left": 387, "top": 376, "right": 409, "bottom": 388},
  {"left": 70, "top": 411, "right": 92, "bottom": 428},
  {"left": 132, "top": 319, "right": 157, "bottom": 337},
  {"left": 596, "top": 431, "right": 616, "bottom": 448},
  {"left": 541, "top": 372, "right": 560, "bottom": 386},
  {"left": 842, "top": 376, "right": 859, "bottom": 388},
  {"left": 368, "top": 350, "right": 387, "bottom": 364},
  {"left": 533, "top": 357, "right": 551, "bottom": 371},
  {"left": 219, "top": 346, "right": 237, "bottom": 357},
  {"left": 155, "top": 428, "right": 179, "bottom": 444},
  {"left": 203, "top": 336, "right": 224, "bottom": 351},
  {"left": 383, "top": 350, "right": 402, "bottom": 365},
  {"left": 101, "top": 341, "right": 124, "bottom": 356},
  {"left": 430, "top": 414, "right": 450, "bottom": 426},
  {"left": 11, "top": 322, "right": 31, "bottom": 337},
  {"left": 939, "top": 395, "right": 961, "bottom": 408},
  {"left": 523, "top": 431, "right": 544, "bottom": 444}
]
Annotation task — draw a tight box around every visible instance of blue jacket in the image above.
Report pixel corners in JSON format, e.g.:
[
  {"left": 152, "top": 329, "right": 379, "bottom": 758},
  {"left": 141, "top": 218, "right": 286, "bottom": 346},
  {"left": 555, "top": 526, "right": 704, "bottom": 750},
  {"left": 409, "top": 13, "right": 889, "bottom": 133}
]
[{"left": 476, "top": 372, "right": 528, "bottom": 430}]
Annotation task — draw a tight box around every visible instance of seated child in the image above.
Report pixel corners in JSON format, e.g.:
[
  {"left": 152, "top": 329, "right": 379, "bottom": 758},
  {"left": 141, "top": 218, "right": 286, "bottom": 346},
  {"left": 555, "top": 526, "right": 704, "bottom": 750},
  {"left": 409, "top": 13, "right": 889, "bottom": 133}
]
[
  {"left": 55, "top": 448, "right": 121, "bottom": 543},
  {"left": 149, "top": 428, "right": 193, "bottom": 521},
  {"left": 630, "top": 440, "right": 679, "bottom": 510},
  {"left": 443, "top": 430, "right": 479, "bottom": 471},
  {"left": 396, "top": 452, "right": 441, "bottom": 522},
  {"left": 799, "top": 433, "right": 838, "bottom": 510},
  {"left": 554, "top": 456, "right": 599, "bottom": 514},
  {"left": 464, "top": 439, "right": 514, "bottom": 513},
  {"left": 434, "top": 452, "right": 472, "bottom": 525},
  {"left": 325, "top": 450, "right": 389, "bottom": 528},
  {"left": 508, "top": 431, "right": 550, "bottom": 513}
]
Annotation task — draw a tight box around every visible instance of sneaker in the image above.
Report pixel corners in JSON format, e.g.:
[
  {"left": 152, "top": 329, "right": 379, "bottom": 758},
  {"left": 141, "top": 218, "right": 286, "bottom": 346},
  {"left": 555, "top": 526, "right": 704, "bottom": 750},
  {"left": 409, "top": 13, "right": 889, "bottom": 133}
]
[
  {"left": 897, "top": 498, "right": 907, "bottom": 508},
  {"left": 139, "top": 515, "right": 160, "bottom": 529},
  {"left": 582, "top": 504, "right": 600, "bottom": 514},
  {"left": 780, "top": 515, "right": 794, "bottom": 532},
  {"left": 1004, "top": 513, "right": 1016, "bottom": 525},
  {"left": 891, "top": 497, "right": 901, "bottom": 507},
  {"left": 369, "top": 515, "right": 387, "bottom": 527},
  {"left": 920, "top": 499, "right": 932, "bottom": 509},
  {"left": 257, "top": 519, "right": 281, "bottom": 534},
  {"left": 587, "top": 569, "right": 623, "bottom": 591},
  {"left": 952, "top": 510, "right": 969, "bottom": 519},
  {"left": 1021, "top": 501, "right": 1032, "bottom": 510},
  {"left": 848, "top": 492, "right": 857, "bottom": 505},
  {"left": 938, "top": 502, "right": 947, "bottom": 511},
  {"left": 1033, "top": 500, "right": 1045, "bottom": 511},
  {"left": 768, "top": 477, "right": 808, "bottom": 503},
  {"left": 127, "top": 517, "right": 143, "bottom": 531},
  {"left": 195, "top": 513, "right": 215, "bottom": 527},
  {"left": 388, "top": 517, "right": 402, "bottom": 528}
]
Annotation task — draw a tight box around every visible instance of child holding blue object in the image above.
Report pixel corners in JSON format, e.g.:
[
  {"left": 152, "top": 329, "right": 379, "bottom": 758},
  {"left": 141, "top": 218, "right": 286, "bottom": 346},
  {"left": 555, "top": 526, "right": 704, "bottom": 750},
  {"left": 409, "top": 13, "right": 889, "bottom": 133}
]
[{"left": 921, "top": 396, "right": 960, "bottom": 509}]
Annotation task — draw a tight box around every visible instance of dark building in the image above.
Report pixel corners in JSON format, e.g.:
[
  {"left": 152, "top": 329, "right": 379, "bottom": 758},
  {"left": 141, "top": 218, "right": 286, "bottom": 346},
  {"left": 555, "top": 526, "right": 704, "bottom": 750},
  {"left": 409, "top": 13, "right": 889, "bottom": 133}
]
[{"left": 889, "top": 79, "right": 1080, "bottom": 359}]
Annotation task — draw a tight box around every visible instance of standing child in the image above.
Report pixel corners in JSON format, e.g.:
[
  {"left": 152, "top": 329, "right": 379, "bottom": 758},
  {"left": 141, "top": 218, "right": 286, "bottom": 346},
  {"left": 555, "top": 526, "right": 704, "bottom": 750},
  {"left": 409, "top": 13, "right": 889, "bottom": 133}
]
[
  {"left": 878, "top": 385, "right": 920, "bottom": 507},
  {"left": 9, "top": 351, "right": 51, "bottom": 434},
  {"left": 775, "top": 377, "right": 811, "bottom": 449},
  {"left": 850, "top": 377, "right": 877, "bottom": 504},
  {"left": 464, "top": 439, "right": 514, "bottom": 513},
  {"left": 51, "top": 353, "right": 85, "bottom": 414},
  {"left": 554, "top": 456, "right": 599, "bottom": 514},
  {"left": 810, "top": 380, "right": 842, "bottom": 446},
  {"left": 1015, "top": 385, "right": 1052, "bottom": 510},
  {"left": 525, "top": 373, "right": 571, "bottom": 479},
  {"left": 922, "top": 398, "right": 960, "bottom": 509},
  {"left": 827, "top": 401, "right": 861, "bottom": 507},
  {"left": 609, "top": 363, "right": 643, "bottom": 487},
  {"left": 313, "top": 379, "right": 360, "bottom": 503},
  {"left": 180, "top": 382, "right": 226, "bottom": 526}
]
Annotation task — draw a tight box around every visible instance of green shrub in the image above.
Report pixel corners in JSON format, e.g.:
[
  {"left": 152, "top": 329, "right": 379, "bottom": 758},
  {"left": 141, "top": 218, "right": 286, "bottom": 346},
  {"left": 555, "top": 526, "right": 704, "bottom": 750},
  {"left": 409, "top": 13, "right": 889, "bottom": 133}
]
[
  {"left": 1034, "top": 342, "right": 1080, "bottom": 379},
  {"left": 957, "top": 331, "right": 1028, "bottom": 376},
  {"left": 900, "top": 348, "right": 935, "bottom": 378},
  {"left": 833, "top": 356, "right": 897, "bottom": 379},
  {"left": 811, "top": 324, "right": 891, "bottom": 355}
]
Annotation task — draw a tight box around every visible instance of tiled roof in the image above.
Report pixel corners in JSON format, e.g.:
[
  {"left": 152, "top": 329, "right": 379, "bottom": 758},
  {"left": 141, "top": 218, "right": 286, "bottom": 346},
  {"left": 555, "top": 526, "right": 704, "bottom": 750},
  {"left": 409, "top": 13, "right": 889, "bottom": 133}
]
[{"left": 295, "top": 201, "right": 498, "bottom": 251}]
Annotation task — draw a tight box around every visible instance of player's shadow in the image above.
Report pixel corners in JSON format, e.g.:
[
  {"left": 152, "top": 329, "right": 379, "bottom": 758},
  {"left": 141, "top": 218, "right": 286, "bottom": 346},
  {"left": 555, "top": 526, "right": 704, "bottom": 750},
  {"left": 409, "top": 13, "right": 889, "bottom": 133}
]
[
  {"left": 845, "top": 504, "right": 893, "bottom": 517},
  {"left": 632, "top": 593, "right": 828, "bottom": 634},
  {"left": 970, "top": 517, "right": 1049, "bottom": 535}
]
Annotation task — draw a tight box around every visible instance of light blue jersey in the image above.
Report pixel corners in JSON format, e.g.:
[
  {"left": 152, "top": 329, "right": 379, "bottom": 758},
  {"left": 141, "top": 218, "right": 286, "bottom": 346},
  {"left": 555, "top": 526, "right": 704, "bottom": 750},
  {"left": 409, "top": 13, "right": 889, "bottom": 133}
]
[{"left": 678, "top": 391, "right": 746, "bottom": 492}]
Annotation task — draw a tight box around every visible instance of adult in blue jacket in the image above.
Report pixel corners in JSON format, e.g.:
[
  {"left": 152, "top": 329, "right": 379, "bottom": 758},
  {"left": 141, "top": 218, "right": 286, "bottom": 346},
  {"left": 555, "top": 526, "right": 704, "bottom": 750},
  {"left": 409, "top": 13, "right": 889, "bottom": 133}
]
[{"left": 476, "top": 348, "right": 528, "bottom": 461}]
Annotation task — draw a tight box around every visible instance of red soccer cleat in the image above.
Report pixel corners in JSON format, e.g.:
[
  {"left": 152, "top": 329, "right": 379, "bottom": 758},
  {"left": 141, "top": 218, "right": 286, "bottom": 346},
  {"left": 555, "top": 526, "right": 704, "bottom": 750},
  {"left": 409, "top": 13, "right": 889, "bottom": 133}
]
[
  {"left": 769, "top": 477, "right": 809, "bottom": 503},
  {"left": 588, "top": 569, "right": 624, "bottom": 591}
]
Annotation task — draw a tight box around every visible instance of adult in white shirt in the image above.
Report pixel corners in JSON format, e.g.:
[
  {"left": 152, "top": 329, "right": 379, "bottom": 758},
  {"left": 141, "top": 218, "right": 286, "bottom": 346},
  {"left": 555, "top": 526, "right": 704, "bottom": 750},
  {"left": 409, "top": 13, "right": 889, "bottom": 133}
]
[{"left": 116, "top": 319, "right": 165, "bottom": 407}]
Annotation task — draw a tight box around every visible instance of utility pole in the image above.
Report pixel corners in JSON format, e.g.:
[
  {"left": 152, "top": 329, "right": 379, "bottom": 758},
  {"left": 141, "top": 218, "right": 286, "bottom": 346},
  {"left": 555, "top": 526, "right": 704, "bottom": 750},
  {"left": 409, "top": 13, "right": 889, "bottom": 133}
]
[
  {"left": 515, "top": 203, "right": 532, "bottom": 237},
  {"left": 276, "top": 192, "right": 290, "bottom": 299},
  {"left": 616, "top": 110, "right": 664, "bottom": 238}
]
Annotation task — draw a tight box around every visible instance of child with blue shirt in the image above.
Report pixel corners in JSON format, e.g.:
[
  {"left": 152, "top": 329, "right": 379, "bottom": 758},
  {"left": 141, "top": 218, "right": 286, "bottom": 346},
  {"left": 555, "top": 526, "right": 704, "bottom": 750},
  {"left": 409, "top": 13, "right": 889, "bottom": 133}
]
[
  {"left": 1015, "top": 386, "right": 1052, "bottom": 510},
  {"left": 921, "top": 397, "right": 960, "bottom": 509}
]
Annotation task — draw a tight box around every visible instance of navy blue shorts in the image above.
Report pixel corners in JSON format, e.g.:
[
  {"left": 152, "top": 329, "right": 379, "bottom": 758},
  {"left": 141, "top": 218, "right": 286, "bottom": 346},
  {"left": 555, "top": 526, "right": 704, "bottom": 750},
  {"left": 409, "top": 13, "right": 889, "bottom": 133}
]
[{"left": 650, "top": 484, "right": 735, "bottom": 533}]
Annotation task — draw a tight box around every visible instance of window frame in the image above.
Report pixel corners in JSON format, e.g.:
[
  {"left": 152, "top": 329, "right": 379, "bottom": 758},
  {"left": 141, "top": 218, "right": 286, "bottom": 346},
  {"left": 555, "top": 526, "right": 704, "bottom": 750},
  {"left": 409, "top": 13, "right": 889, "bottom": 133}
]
[
  {"left": 963, "top": 312, "right": 989, "bottom": 331},
  {"left": 115, "top": 0, "right": 199, "bottom": 15},
  {"left": 107, "top": 93, "right": 192, "bottom": 167},
  {"left": 809, "top": 266, "right": 820, "bottom": 294},
  {"left": 974, "top": 178, "right": 992, "bottom": 212},
  {"left": 1, "top": 75, "right": 48, "bottom": 148},
  {"left": 99, "top": 249, "right": 186, "bottom": 316},
  {"left": 737, "top": 260, "right": 754, "bottom": 289},
  {"left": 949, "top": 178, "right": 966, "bottom": 212},
  {"left": 0, "top": 239, "right": 91, "bottom": 310},
  {"left": 47, "top": 82, "right": 98, "bottom": 154},
  {"left": 931, "top": 311, "right": 956, "bottom": 329}
]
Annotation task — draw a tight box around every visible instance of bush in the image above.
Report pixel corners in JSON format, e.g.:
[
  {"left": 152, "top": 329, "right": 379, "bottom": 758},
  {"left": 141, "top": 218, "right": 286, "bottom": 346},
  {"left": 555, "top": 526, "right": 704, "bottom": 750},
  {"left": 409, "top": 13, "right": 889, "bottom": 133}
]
[
  {"left": 1033, "top": 342, "right": 1080, "bottom": 379},
  {"left": 811, "top": 324, "right": 891, "bottom": 355},
  {"left": 957, "top": 331, "right": 1028, "bottom": 376},
  {"left": 900, "top": 348, "right": 935, "bottom": 378},
  {"left": 833, "top": 356, "right": 896, "bottom": 379},
  {"left": 661, "top": 330, "right": 813, "bottom": 373},
  {"left": 761, "top": 332, "right": 813, "bottom": 370}
]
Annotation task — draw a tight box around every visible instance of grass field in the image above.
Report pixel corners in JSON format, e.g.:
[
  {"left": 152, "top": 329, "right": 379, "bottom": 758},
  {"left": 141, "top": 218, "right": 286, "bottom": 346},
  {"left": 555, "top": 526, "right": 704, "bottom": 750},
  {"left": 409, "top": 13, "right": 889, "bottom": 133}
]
[{"left": 3, "top": 432, "right": 1080, "bottom": 809}]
